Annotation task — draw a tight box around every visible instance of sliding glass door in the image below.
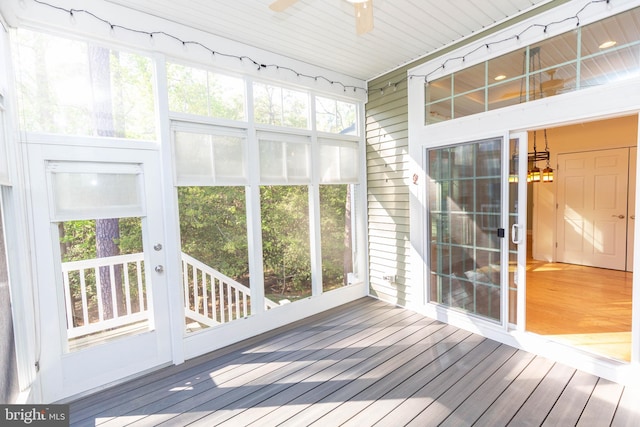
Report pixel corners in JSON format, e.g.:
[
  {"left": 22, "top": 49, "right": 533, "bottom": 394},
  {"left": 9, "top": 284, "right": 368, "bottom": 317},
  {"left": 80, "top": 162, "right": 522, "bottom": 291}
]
[{"left": 428, "top": 137, "right": 504, "bottom": 322}]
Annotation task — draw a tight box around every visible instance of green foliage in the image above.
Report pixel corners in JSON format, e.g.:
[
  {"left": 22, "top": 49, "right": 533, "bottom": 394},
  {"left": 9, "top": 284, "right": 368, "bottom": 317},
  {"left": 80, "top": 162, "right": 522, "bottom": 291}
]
[
  {"left": 59, "top": 220, "right": 97, "bottom": 262},
  {"left": 260, "top": 185, "right": 311, "bottom": 292},
  {"left": 320, "top": 185, "right": 349, "bottom": 285},
  {"left": 167, "top": 63, "right": 245, "bottom": 120},
  {"left": 59, "top": 218, "right": 143, "bottom": 262},
  {"left": 110, "top": 51, "right": 156, "bottom": 139},
  {"left": 178, "top": 186, "right": 249, "bottom": 279}
]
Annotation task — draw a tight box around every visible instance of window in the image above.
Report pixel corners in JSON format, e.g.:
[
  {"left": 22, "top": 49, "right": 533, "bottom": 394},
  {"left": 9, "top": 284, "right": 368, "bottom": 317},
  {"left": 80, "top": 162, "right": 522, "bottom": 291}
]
[
  {"left": 173, "top": 127, "right": 248, "bottom": 186},
  {"left": 425, "top": 7, "right": 640, "bottom": 124},
  {"left": 318, "top": 138, "right": 359, "bottom": 183},
  {"left": 315, "top": 96, "right": 357, "bottom": 135},
  {"left": 167, "top": 62, "right": 245, "bottom": 120},
  {"left": 13, "top": 29, "right": 156, "bottom": 139},
  {"left": 258, "top": 132, "right": 311, "bottom": 183},
  {"left": 254, "top": 82, "right": 309, "bottom": 129}
]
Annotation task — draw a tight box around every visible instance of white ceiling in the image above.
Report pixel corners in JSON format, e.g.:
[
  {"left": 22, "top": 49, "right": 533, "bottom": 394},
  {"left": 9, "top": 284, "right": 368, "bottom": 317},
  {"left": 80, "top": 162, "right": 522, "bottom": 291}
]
[{"left": 103, "top": 0, "right": 552, "bottom": 81}]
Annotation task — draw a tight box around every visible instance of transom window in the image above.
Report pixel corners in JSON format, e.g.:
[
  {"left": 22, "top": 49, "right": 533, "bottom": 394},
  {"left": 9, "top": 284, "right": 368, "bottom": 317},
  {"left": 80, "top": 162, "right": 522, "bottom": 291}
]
[{"left": 426, "top": 7, "right": 640, "bottom": 124}]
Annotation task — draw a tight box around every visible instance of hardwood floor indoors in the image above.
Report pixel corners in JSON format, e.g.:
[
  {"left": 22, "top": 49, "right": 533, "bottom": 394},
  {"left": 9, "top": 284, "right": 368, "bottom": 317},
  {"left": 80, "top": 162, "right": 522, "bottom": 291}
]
[{"left": 525, "top": 259, "right": 633, "bottom": 361}]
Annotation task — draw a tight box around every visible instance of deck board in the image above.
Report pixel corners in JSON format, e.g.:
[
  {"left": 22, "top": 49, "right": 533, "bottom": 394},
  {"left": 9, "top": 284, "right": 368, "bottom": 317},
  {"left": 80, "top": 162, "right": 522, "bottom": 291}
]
[
  {"left": 507, "top": 362, "right": 577, "bottom": 426},
  {"left": 576, "top": 378, "right": 625, "bottom": 427},
  {"left": 68, "top": 297, "right": 640, "bottom": 427}
]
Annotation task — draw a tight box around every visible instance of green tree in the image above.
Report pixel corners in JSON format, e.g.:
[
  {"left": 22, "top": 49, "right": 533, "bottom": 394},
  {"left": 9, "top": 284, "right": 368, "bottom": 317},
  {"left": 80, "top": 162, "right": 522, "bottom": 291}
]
[
  {"left": 178, "top": 186, "right": 249, "bottom": 279},
  {"left": 260, "top": 185, "right": 311, "bottom": 295}
]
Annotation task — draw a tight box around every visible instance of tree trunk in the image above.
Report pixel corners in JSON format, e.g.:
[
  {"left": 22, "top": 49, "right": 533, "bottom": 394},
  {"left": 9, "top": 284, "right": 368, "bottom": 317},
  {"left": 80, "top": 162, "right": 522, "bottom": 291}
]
[
  {"left": 96, "top": 219, "right": 122, "bottom": 319},
  {"left": 89, "top": 46, "right": 123, "bottom": 319}
]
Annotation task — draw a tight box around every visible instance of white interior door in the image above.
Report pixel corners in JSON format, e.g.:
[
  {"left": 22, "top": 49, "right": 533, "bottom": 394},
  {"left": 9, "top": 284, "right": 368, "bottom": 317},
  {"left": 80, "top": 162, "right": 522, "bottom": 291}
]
[
  {"left": 29, "top": 144, "right": 172, "bottom": 402},
  {"left": 628, "top": 147, "right": 636, "bottom": 272},
  {"left": 557, "top": 148, "right": 629, "bottom": 270}
]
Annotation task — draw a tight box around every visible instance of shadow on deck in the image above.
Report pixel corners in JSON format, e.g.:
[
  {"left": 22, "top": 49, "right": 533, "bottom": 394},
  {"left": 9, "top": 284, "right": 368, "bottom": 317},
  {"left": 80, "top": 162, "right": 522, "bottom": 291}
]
[{"left": 68, "top": 297, "right": 640, "bottom": 426}]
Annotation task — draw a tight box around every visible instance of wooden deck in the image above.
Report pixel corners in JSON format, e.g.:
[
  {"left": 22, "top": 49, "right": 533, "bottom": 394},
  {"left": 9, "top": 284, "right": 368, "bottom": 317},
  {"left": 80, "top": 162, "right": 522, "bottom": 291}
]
[{"left": 69, "top": 297, "right": 640, "bottom": 426}]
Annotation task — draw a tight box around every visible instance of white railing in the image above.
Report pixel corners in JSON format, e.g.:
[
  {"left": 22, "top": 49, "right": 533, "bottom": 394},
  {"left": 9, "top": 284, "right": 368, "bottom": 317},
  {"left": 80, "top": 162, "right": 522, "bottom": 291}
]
[
  {"left": 61, "top": 252, "right": 279, "bottom": 339},
  {"left": 61, "top": 253, "right": 147, "bottom": 339},
  {"left": 181, "top": 253, "right": 278, "bottom": 328}
]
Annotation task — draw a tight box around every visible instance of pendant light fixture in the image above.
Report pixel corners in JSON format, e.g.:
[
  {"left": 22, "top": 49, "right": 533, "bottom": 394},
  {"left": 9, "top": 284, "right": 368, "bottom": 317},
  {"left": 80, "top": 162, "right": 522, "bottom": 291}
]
[
  {"left": 522, "top": 47, "right": 554, "bottom": 184},
  {"left": 541, "top": 129, "right": 554, "bottom": 183}
]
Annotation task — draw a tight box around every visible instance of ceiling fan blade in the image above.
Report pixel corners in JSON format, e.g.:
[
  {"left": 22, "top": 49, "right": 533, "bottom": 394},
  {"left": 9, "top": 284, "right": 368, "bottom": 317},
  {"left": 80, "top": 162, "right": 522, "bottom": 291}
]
[
  {"left": 269, "top": 0, "right": 299, "bottom": 12},
  {"left": 354, "top": 0, "right": 374, "bottom": 35}
]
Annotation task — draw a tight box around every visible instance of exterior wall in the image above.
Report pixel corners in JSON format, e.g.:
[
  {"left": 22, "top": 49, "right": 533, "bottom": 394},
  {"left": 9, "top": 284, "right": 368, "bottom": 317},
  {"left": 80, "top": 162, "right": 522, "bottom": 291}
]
[{"left": 366, "top": 68, "right": 411, "bottom": 306}]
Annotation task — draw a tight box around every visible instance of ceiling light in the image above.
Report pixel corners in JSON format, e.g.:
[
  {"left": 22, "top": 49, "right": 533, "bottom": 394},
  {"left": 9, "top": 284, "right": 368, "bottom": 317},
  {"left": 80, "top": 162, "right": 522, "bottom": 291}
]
[
  {"left": 494, "top": 74, "right": 507, "bottom": 81},
  {"left": 599, "top": 40, "right": 617, "bottom": 49},
  {"left": 345, "top": 0, "right": 368, "bottom": 3}
]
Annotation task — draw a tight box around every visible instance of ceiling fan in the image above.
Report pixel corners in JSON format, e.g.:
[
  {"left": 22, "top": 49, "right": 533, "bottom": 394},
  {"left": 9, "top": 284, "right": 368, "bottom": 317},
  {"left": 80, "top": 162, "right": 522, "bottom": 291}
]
[{"left": 269, "top": 0, "right": 374, "bottom": 35}]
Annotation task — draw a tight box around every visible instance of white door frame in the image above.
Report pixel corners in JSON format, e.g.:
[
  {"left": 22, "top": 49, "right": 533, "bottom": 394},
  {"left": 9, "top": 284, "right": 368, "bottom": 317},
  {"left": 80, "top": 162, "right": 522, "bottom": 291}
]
[
  {"left": 509, "top": 131, "right": 529, "bottom": 332},
  {"left": 27, "top": 142, "right": 173, "bottom": 402}
]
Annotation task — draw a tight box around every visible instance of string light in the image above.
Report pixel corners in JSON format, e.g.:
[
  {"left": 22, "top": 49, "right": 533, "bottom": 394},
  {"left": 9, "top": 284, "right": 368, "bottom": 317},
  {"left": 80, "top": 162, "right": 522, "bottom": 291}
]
[
  {"left": 29, "top": 0, "right": 619, "bottom": 96},
  {"left": 30, "top": 0, "right": 368, "bottom": 94},
  {"left": 372, "top": 0, "right": 615, "bottom": 94}
]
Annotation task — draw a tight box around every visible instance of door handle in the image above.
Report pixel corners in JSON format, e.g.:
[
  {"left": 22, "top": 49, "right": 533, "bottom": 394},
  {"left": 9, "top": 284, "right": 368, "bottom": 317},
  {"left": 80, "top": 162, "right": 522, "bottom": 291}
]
[
  {"left": 511, "top": 224, "right": 523, "bottom": 245},
  {"left": 611, "top": 214, "right": 625, "bottom": 219}
]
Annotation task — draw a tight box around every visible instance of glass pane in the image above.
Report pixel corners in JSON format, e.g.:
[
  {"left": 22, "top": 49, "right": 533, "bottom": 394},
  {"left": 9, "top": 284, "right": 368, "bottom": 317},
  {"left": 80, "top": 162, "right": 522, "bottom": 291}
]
[
  {"left": 429, "top": 149, "right": 451, "bottom": 180},
  {"left": 426, "top": 75, "right": 451, "bottom": 103},
  {"left": 426, "top": 98, "right": 452, "bottom": 124},
  {"left": 319, "top": 141, "right": 359, "bottom": 183},
  {"left": 51, "top": 170, "right": 142, "bottom": 219},
  {"left": 167, "top": 62, "right": 246, "bottom": 120},
  {"left": 259, "top": 139, "right": 285, "bottom": 180},
  {"left": 477, "top": 139, "right": 502, "bottom": 177},
  {"left": 488, "top": 77, "right": 526, "bottom": 111},
  {"left": 286, "top": 143, "right": 310, "bottom": 181},
  {"left": 527, "top": 33, "right": 578, "bottom": 101},
  {"left": 581, "top": 8, "right": 640, "bottom": 57},
  {"left": 320, "top": 185, "right": 352, "bottom": 292},
  {"left": 581, "top": 45, "right": 640, "bottom": 88},
  {"left": 0, "top": 109, "right": 8, "bottom": 185},
  {"left": 254, "top": 83, "right": 309, "bottom": 129},
  {"left": 315, "top": 97, "right": 357, "bottom": 134},
  {"left": 175, "top": 131, "right": 214, "bottom": 182},
  {"left": 428, "top": 138, "right": 502, "bottom": 322},
  {"left": 451, "top": 144, "right": 475, "bottom": 178},
  {"left": 488, "top": 49, "right": 526, "bottom": 87},
  {"left": 454, "top": 62, "right": 485, "bottom": 95},
  {"left": 0, "top": 200, "right": 19, "bottom": 403},
  {"left": 453, "top": 89, "right": 485, "bottom": 119},
  {"left": 58, "top": 218, "right": 149, "bottom": 351},
  {"left": 508, "top": 138, "right": 519, "bottom": 324},
  {"left": 259, "top": 137, "right": 311, "bottom": 183},
  {"left": 261, "top": 185, "right": 311, "bottom": 303},
  {"left": 531, "top": 31, "right": 578, "bottom": 70},
  {"left": 174, "top": 130, "right": 247, "bottom": 185},
  {"left": 14, "top": 29, "right": 156, "bottom": 139},
  {"left": 178, "top": 187, "right": 250, "bottom": 332}
]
